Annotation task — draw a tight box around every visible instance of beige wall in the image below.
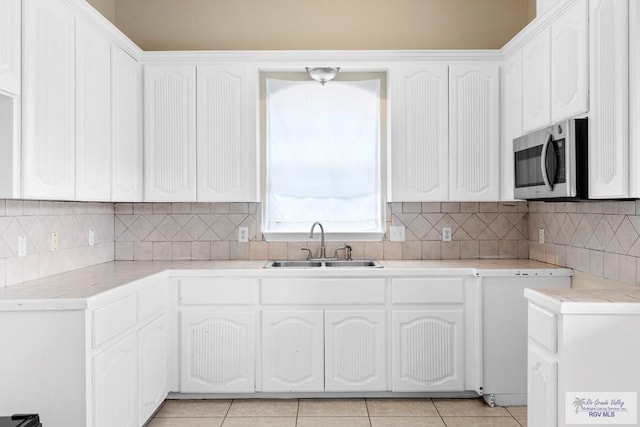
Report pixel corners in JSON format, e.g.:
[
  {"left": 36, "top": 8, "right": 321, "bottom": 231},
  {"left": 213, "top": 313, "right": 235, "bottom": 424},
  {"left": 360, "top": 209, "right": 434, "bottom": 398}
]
[
  {"left": 86, "top": 0, "right": 116, "bottom": 23},
  {"left": 528, "top": 0, "right": 537, "bottom": 22},
  {"left": 114, "top": 0, "right": 530, "bottom": 51}
]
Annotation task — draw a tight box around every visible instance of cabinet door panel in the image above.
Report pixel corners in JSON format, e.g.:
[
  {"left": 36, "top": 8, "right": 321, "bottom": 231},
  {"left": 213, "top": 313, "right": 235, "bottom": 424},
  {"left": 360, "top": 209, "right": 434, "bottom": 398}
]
[
  {"left": 197, "top": 65, "right": 257, "bottom": 202},
  {"left": 449, "top": 64, "right": 500, "bottom": 201},
  {"left": 631, "top": 0, "right": 640, "bottom": 197},
  {"left": 144, "top": 65, "right": 196, "bottom": 201},
  {"left": 527, "top": 345, "right": 557, "bottom": 427},
  {"left": 325, "top": 310, "right": 387, "bottom": 391},
  {"left": 262, "top": 311, "right": 324, "bottom": 392},
  {"left": 93, "top": 334, "right": 138, "bottom": 427},
  {"left": 522, "top": 28, "right": 551, "bottom": 133},
  {"left": 76, "top": 17, "right": 111, "bottom": 201},
  {"left": 22, "top": 0, "right": 75, "bottom": 199},
  {"left": 139, "top": 315, "right": 168, "bottom": 424},
  {"left": 0, "top": 0, "right": 20, "bottom": 94},
  {"left": 180, "top": 311, "right": 255, "bottom": 392},
  {"left": 111, "top": 46, "right": 143, "bottom": 201},
  {"left": 501, "top": 50, "right": 522, "bottom": 201},
  {"left": 589, "top": 0, "right": 629, "bottom": 198},
  {"left": 391, "top": 65, "right": 449, "bottom": 201},
  {"left": 551, "top": 0, "right": 588, "bottom": 122},
  {"left": 392, "top": 310, "right": 464, "bottom": 391}
]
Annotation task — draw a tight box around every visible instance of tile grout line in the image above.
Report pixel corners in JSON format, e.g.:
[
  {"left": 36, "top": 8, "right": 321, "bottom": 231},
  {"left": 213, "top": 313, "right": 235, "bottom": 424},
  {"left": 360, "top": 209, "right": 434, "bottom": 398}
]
[
  {"left": 364, "top": 398, "right": 372, "bottom": 427},
  {"left": 295, "top": 398, "right": 300, "bottom": 427}
]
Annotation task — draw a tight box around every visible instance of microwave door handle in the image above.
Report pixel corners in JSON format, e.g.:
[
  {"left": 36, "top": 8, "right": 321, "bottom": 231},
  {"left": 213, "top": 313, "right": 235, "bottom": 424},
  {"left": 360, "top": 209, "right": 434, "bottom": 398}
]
[{"left": 540, "top": 133, "right": 553, "bottom": 190}]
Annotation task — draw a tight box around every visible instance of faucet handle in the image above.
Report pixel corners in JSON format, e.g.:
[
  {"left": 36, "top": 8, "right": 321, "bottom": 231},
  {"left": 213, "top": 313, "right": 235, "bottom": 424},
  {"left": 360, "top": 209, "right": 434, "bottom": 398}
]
[
  {"left": 301, "top": 247, "right": 313, "bottom": 260},
  {"left": 345, "top": 244, "right": 353, "bottom": 260}
]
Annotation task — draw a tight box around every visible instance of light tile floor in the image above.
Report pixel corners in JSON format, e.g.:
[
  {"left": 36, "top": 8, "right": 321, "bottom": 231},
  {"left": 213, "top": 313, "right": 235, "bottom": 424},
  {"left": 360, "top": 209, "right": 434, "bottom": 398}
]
[{"left": 148, "top": 398, "right": 527, "bottom": 427}]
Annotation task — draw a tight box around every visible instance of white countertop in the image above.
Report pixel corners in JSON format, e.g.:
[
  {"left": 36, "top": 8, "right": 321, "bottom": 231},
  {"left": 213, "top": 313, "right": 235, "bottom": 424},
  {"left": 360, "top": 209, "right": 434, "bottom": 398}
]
[
  {"left": 0, "top": 259, "right": 571, "bottom": 310},
  {"left": 525, "top": 287, "right": 640, "bottom": 314}
]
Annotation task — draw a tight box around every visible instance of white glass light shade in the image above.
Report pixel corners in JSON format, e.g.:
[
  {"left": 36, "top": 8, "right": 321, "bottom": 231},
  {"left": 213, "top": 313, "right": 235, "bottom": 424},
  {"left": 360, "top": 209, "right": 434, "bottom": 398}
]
[{"left": 305, "top": 67, "right": 340, "bottom": 85}]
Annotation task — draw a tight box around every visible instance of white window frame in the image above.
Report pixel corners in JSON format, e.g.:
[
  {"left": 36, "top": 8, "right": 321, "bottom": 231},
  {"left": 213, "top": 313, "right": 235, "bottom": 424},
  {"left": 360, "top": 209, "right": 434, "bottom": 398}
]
[{"left": 260, "top": 71, "right": 388, "bottom": 242}]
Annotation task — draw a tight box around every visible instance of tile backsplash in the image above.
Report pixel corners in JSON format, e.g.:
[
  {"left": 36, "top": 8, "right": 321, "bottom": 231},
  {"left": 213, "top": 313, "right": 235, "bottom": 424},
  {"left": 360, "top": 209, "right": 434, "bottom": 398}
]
[
  {"left": 0, "top": 200, "right": 114, "bottom": 286},
  {"left": 7, "top": 198, "right": 639, "bottom": 288},
  {"left": 529, "top": 200, "right": 640, "bottom": 285},
  {"left": 114, "top": 201, "right": 530, "bottom": 262}
]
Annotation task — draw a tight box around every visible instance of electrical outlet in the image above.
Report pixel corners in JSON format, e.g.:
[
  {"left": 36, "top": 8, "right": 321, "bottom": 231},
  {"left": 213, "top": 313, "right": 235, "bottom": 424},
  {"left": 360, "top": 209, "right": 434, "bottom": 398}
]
[
  {"left": 51, "top": 232, "right": 59, "bottom": 252},
  {"left": 238, "top": 226, "right": 249, "bottom": 243},
  {"left": 88, "top": 229, "right": 95, "bottom": 246},
  {"left": 17, "top": 236, "right": 26, "bottom": 257},
  {"left": 442, "top": 226, "right": 452, "bottom": 242},
  {"left": 539, "top": 228, "right": 545, "bottom": 244},
  {"left": 389, "top": 226, "right": 405, "bottom": 242}
]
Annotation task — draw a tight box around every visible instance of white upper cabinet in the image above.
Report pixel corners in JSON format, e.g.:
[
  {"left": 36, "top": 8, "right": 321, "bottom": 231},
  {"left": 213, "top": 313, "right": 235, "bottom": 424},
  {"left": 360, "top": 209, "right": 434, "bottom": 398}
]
[
  {"left": 76, "top": 17, "right": 111, "bottom": 201},
  {"left": 0, "top": 0, "right": 20, "bottom": 94},
  {"left": 631, "top": 0, "right": 640, "bottom": 197},
  {"left": 550, "top": 0, "right": 588, "bottom": 123},
  {"left": 0, "top": 0, "right": 20, "bottom": 199},
  {"left": 144, "top": 65, "right": 197, "bottom": 202},
  {"left": 391, "top": 64, "right": 449, "bottom": 201},
  {"left": 22, "top": 0, "right": 76, "bottom": 200},
  {"left": 449, "top": 64, "right": 500, "bottom": 201},
  {"left": 196, "top": 65, "right": 258, "bottom": 202},
  {"left": 537, "top": 0, "right": 560, "bottom": 17},
  {"left": 111, "top": 46, "right": 143, "bottom": 202},
  {"left": 522, "top": 1, "right": 588, "bottom": 134},
  {"left": 501, "top": 50, "right": 522, "bottom": 201},
  {"left": 522, "top": 28, "right": 552, "bottom": 133},
  {"left": 589, "top": 0, "right": 629, "bottom": 199}
]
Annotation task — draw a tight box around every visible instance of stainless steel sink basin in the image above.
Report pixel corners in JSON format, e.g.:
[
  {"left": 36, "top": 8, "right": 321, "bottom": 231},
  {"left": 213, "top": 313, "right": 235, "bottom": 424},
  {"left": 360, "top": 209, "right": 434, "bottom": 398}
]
[
  {"left": 323, "top": 260, "right": 383, "bottom": 268},
  {"left": 266, "top": 260, "right": 323, "bottom": 268},
  {"left": 264, "top": 259, "right": 383, "bottom": 268}
]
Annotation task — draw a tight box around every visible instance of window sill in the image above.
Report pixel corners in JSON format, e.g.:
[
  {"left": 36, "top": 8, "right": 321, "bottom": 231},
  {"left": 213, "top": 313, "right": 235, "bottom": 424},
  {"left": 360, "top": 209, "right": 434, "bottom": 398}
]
[{"left": 263, "top": 231, "right": 385, "bottom": 242}]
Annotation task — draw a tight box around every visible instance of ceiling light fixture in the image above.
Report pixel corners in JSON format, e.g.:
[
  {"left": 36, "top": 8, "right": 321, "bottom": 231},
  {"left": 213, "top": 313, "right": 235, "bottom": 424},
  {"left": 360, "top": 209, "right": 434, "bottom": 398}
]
[{"left": 305, "top": 67, "right": 340, "bottom": 85}]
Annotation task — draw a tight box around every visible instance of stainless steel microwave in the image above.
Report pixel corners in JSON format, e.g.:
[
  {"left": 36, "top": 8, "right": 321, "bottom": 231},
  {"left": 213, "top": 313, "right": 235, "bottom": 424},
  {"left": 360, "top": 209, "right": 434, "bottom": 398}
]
[{"left": 513, "top": 118, "right": 588, "bottom": 200}]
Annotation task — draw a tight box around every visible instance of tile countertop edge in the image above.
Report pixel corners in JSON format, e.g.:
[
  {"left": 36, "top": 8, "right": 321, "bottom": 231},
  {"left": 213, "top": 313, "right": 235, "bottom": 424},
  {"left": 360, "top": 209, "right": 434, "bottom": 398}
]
[
  {"left": 525, "top": 288, "right": 640, "bottom": 315},
  {"left": 0, "top": 259, "right": 573, "bottom": 311}
]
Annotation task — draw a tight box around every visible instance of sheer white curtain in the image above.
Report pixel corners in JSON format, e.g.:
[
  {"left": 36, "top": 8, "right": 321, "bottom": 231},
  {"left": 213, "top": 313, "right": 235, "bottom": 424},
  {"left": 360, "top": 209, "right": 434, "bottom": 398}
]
[{"left": 265, "top": 77, "right": 383, "bottom": 234}]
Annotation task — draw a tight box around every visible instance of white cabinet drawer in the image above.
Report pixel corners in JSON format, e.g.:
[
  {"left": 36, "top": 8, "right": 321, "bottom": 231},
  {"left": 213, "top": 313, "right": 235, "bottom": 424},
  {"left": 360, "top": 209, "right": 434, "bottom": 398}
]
[
  {"left": 93, "top": 294, "right": 137, "bottom": 348},
  {"left": 179, "top": 278, "right": 258, "bottom": 305},
  {"left": 392, "top": 278, "right": 465, "bottom": 304},
  {"left": 528, "top": 303, "right": 557, "bottom": 353},
  {"left": 261, "top": 278, "right": 386, "bottom": 305},
  {"left": 138, "top": 283, "right": 168, "bottom": 320}
]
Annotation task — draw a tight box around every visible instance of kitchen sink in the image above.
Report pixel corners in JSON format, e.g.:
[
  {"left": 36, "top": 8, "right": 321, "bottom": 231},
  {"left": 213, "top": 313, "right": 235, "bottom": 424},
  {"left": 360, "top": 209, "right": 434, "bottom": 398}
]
[
  {"left": 264, "top": 259, "right": 383, "bottom": 268},
  {"left": 323, "top": 260, "right": 383, "bottom": 268},
  {"left": 265, "top": 260, "right": 323, "bottom": 268}
]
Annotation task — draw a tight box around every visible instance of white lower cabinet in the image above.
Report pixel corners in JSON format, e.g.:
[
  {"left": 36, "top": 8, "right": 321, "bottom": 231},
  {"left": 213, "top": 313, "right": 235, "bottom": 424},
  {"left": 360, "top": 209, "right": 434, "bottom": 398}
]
[
  {"left": 139, "top": 315, "right": 168, "bottom": 422},
  {"left": 261, "top": 310, "right": 324, "bottom": 392},
  {"left": 180, "top": 311, "right": 256, "bottom": 393},
  {"left": 392, "top": 310, "right": 465, "bottom": 391},
  {"left": 527, "top": 344, "right": 558, "bottom": 427},
  {"left": 324, "top": 310, "right": 387, "bottom": 392},
  {"left": 93, "top": 334, "right": 138, "bottom": 427}
]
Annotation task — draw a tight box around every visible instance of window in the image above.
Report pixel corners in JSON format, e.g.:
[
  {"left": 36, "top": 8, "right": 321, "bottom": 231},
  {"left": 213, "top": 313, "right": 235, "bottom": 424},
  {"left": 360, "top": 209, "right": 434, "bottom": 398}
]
[{"left": 262, "top": 73, "right": 386, "bottom": 240}]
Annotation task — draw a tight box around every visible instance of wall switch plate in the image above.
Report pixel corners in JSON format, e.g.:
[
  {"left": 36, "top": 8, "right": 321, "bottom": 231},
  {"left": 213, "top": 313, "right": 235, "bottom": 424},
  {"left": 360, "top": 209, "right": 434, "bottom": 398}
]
[
  {"left": 88, "top": 229, "right": 95, "bottom": 246},
  {"left": 17, "top": 236, "right": 26, "bottom": 257},
  {"left": 238, "top": 227, "right": 249, "bottom": 243},
  {"left": 442, "top": 227, "right": 452, "bottom": 242},
  {"left": 389, "top": 226, "right": 405, "bottom": 242},
  {"left": 51, "top": 232, "right": 59, "bottom": 252},
  {"left": 539, "top": 228, "right": 545, "bottom": 244}
]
